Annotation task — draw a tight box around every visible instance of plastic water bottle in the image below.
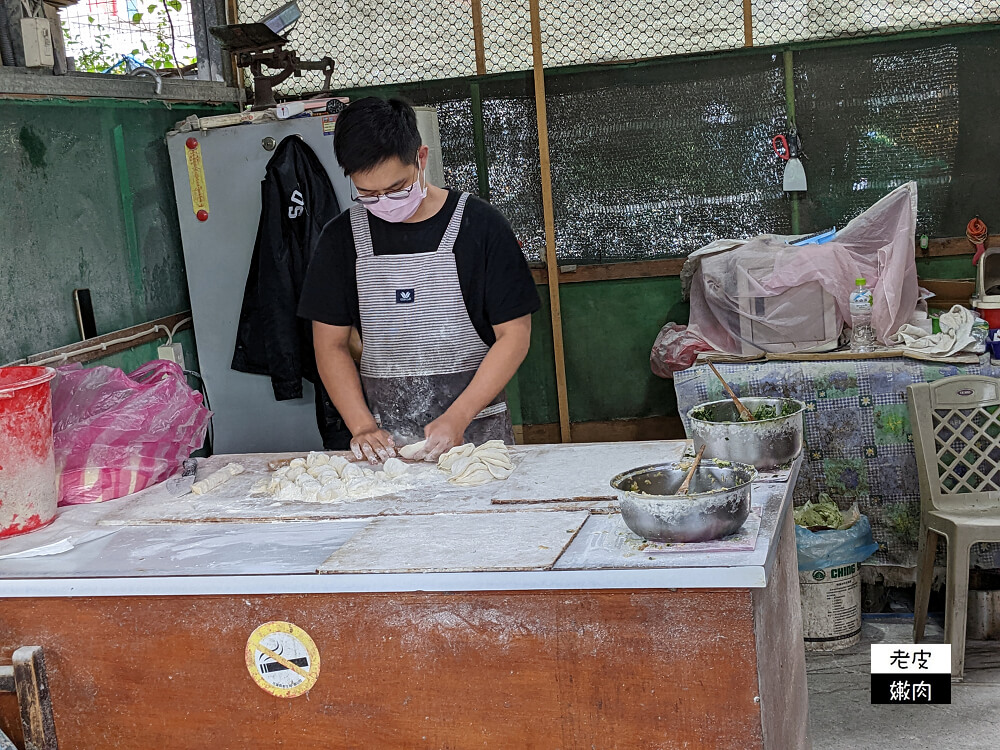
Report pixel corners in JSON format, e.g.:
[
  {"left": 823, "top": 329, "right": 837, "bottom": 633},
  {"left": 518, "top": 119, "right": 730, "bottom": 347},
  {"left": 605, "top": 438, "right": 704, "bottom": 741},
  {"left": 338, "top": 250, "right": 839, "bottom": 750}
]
[{"left": 849, "top": 278, "right": 876, "bottom": 353}]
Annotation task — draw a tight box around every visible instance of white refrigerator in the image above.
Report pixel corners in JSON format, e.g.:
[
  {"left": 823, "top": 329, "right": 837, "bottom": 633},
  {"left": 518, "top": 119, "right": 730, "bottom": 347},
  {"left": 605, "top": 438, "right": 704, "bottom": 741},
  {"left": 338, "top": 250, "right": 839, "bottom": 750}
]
[{"left": 166, "top": 108, "right": 445, "bottom": 454}]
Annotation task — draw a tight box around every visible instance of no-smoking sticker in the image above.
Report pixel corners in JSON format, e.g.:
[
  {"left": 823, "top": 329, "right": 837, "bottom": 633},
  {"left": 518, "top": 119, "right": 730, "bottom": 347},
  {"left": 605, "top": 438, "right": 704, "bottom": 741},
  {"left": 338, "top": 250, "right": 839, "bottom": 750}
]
[{"left": 245, "top": 622, "right": 321, "bottom": 698}]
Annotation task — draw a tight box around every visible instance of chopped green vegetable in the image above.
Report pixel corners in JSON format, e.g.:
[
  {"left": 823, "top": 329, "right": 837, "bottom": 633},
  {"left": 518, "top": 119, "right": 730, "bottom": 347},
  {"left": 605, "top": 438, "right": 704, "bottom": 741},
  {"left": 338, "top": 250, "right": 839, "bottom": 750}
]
[
  {"left": 794, "top": 495, "right": 845, "bottom": 529},
  {"left": 693, "top": 399, "right": 800, "bottom": 423},
  {"left": 751, "top": 403, "right": 778, "bottom": 420}
]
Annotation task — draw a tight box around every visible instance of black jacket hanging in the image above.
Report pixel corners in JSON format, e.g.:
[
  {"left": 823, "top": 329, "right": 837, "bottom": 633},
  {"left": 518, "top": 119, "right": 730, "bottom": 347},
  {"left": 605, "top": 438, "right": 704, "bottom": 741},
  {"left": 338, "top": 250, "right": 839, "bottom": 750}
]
[
  {"left": 232, "top": 136, "right": 341, "bottom": 399},
  {"left": 231, "top": 136, "right": 350, "bottom": 449}
]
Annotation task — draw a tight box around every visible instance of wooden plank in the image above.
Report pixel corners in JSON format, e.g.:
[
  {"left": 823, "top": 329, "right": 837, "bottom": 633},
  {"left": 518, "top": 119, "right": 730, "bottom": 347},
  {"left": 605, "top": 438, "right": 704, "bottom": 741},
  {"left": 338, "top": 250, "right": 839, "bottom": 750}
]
[
  {"left": 0, "top": 590, "right": 769, "bottom": 748},
  {"left": 921, "top": 235, "right": 1000, "bottom": 258},
  {"left": 12, "top": 647, "right": 58, "bottom": 750},
  {"left": 4, "top": 311, "right": 192, "bottom": 368},
  {"left": 525, "top": 235, "right": 983, "bottom": 286},
  {"left": 529, "top": 0, "right": 572, "bottom": 443},
  {"left": 470, "top": 0, "right": 486, "bottom": 76},
  {"left": 317, "top": 511, "right": 589, "bottom": 573},
  {"left": 743, "top": 0, "right": 753, "bottom": 46},
  {"left": 529, "top": 257, "right": 687, "bottom": 285}
]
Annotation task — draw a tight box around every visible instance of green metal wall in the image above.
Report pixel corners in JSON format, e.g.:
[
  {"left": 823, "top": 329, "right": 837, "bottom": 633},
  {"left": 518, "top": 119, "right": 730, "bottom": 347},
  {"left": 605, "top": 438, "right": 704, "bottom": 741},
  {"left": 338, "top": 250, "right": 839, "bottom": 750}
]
[{"left": 0, "top": 97, "right": 233, "bottom": 367}]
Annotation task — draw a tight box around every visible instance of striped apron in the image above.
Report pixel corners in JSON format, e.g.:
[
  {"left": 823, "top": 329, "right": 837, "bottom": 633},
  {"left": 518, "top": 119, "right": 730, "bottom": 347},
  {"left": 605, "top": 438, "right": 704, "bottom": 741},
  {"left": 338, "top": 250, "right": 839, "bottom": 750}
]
[{"left": 351, "top": 192, "right": 514, "bottom": 446}]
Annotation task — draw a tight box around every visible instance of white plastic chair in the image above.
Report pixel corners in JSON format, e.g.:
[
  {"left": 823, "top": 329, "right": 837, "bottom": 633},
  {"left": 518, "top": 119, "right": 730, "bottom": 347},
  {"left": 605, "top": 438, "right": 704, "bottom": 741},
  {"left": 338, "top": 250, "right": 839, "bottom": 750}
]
[{"left": 908, "top": 375, "right": 1000, "bottom": 679}]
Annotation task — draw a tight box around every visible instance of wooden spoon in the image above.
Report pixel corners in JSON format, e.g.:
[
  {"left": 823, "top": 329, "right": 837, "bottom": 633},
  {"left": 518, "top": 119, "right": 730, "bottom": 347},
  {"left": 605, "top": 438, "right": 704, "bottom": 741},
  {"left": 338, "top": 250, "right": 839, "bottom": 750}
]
[
  {"left": 677, "top": 445, "right": 707, "bottom": 495},
  {"left": 708, "top": 362, "right": 754, "bottom": 422}
]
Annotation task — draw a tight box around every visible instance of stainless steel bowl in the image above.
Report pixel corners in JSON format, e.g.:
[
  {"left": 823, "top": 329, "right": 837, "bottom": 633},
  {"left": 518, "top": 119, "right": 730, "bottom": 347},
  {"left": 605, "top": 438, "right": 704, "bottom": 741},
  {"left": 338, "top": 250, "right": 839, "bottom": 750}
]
[
  {"left": 610, "top": 460, "right": 757, "bottom": 543},
  {"left": 687, "top": 397, "right": 805, "bottom": 470}
]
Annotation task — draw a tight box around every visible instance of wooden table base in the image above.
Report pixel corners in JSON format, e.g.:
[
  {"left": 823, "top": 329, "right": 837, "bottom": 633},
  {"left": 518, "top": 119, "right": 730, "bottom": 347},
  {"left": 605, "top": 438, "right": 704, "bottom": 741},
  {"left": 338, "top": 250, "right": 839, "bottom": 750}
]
[{"left": 0, "top": 513, "right": 808, "bottom": 749}]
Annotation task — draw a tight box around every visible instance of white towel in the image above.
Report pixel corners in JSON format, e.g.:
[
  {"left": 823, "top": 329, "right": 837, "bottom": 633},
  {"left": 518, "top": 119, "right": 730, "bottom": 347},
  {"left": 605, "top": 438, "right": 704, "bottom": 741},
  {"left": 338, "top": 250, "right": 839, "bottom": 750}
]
[{"left": 889, "top": 305, "right": 978, "bottom": 357}]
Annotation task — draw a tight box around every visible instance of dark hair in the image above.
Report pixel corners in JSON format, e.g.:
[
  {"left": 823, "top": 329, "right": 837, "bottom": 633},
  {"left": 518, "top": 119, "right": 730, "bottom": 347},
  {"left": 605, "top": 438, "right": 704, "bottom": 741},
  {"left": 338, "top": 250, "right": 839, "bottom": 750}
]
[{"left": 334, "top": 97, "right": 422, "bottom": 176}]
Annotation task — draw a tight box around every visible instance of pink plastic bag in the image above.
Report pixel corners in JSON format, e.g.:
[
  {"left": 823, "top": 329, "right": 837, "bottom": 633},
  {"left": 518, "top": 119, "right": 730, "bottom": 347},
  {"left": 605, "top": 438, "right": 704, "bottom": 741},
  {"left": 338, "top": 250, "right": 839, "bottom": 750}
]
[
  {"left": 650, "top": 323, "right": 713, "bottom": 378},
  {"left": 52, "top": 361, "right": 211, "bottom": 505},
  {"left": 687, "top": 182, "right": 920, "bottom": 355}
]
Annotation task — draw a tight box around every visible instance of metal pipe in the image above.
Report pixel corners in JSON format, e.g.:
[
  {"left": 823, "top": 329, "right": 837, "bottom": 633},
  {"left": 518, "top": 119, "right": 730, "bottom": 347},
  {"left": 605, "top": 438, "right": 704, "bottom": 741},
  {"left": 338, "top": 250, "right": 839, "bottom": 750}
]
[{"left": 0, "top": 5, "right": 17, "bottom": 67}]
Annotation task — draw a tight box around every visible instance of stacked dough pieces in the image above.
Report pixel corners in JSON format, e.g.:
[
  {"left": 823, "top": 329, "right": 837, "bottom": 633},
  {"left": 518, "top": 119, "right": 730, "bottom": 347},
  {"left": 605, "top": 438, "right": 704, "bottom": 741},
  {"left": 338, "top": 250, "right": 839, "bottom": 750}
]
[
  {"left": 257, "top": 452, "right": 411, "bottom": 503},
  {"left": 437, "top": 440, "right": 514, "bottom": 486}
]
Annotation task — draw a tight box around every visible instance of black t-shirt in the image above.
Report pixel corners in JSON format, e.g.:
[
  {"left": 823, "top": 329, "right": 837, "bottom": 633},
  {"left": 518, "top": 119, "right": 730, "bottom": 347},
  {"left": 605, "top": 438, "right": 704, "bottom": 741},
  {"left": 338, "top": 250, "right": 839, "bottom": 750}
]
[{"left": 298, "top": 190, "right": 540, "bottom": 346}]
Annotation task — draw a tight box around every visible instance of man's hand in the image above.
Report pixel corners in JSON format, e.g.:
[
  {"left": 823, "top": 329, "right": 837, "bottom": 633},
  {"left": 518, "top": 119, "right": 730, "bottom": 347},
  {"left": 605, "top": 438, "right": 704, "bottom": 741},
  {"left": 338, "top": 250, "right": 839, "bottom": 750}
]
[
  {"left": 418, "top": 410, "right": 472, "bottom": 461},
  {"left": 350, "top": 427, "right": 396, "bottom": 464}
]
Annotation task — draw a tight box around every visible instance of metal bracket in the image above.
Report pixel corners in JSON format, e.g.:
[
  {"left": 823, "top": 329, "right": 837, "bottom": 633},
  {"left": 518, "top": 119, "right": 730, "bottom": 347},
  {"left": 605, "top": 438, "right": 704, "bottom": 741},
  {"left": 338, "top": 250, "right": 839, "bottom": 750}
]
[{"left": 0, "top": 647, "right": 58, "bottom": 750}]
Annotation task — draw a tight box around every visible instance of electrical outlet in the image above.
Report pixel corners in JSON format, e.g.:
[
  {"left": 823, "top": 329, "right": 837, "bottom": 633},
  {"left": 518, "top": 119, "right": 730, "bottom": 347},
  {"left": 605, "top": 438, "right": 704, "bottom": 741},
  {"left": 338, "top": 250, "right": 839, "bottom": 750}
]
[{"left": 157, "top": 343, "right": 186, "bottom": 370}]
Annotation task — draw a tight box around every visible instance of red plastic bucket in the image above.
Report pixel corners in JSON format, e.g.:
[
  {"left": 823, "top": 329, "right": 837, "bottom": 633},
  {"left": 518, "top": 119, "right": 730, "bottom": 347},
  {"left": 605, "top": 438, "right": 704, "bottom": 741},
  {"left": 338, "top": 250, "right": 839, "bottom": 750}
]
[{"left": 0, "top": 366, "right": 58, "bottom": 539}]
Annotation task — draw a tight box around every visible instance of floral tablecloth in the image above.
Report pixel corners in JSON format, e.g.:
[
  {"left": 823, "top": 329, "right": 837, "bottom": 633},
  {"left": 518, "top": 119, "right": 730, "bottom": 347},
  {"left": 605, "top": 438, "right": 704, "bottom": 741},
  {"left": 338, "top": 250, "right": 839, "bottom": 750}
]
[{"left": 674, "top": 356, "right": 1000, "bottom": 568}]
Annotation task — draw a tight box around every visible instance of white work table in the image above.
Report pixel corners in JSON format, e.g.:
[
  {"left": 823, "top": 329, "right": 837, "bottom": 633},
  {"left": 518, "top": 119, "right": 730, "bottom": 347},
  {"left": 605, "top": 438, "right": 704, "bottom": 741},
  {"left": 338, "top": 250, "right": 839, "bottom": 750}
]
[
  {"left": 0, "top": 441, "right": 801, "bottom": 597},
  {"left": 0, "top": 441, "right": 810, "bottom": 748}
]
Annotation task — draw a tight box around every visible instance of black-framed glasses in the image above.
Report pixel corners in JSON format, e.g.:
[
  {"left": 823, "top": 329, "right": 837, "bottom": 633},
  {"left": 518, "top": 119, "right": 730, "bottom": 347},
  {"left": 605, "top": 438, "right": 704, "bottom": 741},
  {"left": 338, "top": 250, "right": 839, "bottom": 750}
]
[{"left": 352, "top": 163, "right": 422, "bottom": 204}]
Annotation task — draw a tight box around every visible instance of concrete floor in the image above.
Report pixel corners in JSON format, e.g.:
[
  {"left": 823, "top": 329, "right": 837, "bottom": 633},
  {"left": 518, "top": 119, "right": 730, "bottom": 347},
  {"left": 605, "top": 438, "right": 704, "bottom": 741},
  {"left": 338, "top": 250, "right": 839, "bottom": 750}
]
[{"left": 807, "top": 616, "right": 1000, "bottom": 749}]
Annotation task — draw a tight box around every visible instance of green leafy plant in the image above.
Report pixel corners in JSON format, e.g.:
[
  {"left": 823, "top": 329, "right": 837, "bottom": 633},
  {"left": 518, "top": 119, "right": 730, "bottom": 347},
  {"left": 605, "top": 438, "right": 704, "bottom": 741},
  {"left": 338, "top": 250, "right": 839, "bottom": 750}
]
[{"left": 64, "top": 0, "right": 196, "bottom": 74}]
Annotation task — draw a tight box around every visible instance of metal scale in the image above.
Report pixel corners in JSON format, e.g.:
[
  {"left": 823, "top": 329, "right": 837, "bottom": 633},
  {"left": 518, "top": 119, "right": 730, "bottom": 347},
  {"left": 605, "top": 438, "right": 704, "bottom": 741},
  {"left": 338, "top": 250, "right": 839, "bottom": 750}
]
[{"left": 210, "top": 1, "right": 334, "bottom": 109}]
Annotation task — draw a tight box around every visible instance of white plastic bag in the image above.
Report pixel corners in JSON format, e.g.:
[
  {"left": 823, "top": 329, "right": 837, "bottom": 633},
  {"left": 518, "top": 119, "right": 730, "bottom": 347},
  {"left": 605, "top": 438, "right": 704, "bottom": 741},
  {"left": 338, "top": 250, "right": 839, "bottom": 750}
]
[{"left": 686, "top": 183, "right": 920, "bottom": 356}]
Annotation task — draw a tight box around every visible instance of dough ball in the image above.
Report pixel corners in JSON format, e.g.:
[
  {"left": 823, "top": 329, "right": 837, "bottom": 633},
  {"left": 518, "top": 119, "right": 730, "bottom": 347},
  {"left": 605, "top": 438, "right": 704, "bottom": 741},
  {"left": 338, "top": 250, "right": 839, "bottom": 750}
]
[
  {"left": 290, "top": 458, "right": 307, "bottom": 468},
  {"left": 298, "top": 478, "right": 322, "bottom": 502},
  {"left": 327, "top": 456, "right": 350, "bottom": 475},
  {"left": 320, "top": 477, "right": 345, "bottom": 493},
  {"left": 305, "top": 452, "right": 330, "bottom": 468},
  {"left": 382, "top": 457, "right": 407, "bottom": 480},
  {"left": 398, "top": 440, "right": 426, "bottom": 460},
  {"left": 362, "top": 468, "right": 376, "bottom": 479},
  {"left": 295, "top": 472, "right": 315, "bottom": 487},
  {"left": 317, "top": 485, "right": 342, "bottom": 503},
  {"left": 277, "top": 482, "right": 303, "bottom": 502},
  {"left": 267, "top": 476, "right": 283, "bottom": 493},
  {"left": 307, "top": 466, "right": 326, "bottom": 479},
  {"left": 345, "top": 477, "right": 375, "bottom": 497},
  {"left": 340, "top": 463, "right": 364, "bottom": 481},
  {"left": 314, "top": 466, "right": 340, "bottom": 482},
  {"left": 285, "top": 466, "right": 305, "bottom": 481},
  {"left": 273, "top": 466, "right": 289, "bottom": 479}
]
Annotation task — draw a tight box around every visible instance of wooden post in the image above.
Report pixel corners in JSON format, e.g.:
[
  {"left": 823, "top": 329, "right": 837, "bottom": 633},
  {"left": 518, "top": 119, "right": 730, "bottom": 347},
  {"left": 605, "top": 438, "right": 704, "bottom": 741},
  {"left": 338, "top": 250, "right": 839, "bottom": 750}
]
[
  {"left": 226, "top": 0, "right": 246, "bottom": 95},
  {"left": 743, "top": 0, "right": 753, "bottom": 47},
  {"left": 12, "top": 647, "right": 58, "bottom": 750},
  {"left": 529, "top": 0, "right": 572, "bottom": 443},
  {"left": 471, "top": 0, "right": 487, "bottom": 76}
]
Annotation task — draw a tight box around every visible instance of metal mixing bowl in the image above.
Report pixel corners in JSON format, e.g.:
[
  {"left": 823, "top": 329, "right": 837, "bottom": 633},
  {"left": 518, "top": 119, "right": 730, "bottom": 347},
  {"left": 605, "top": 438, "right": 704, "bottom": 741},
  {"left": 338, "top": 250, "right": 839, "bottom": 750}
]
[
  {"left": 610, "top": 460, "right": 757, "bottom": 543},
  {"left": 687, "top": 397, "right": 805, "bottom": 470}
]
